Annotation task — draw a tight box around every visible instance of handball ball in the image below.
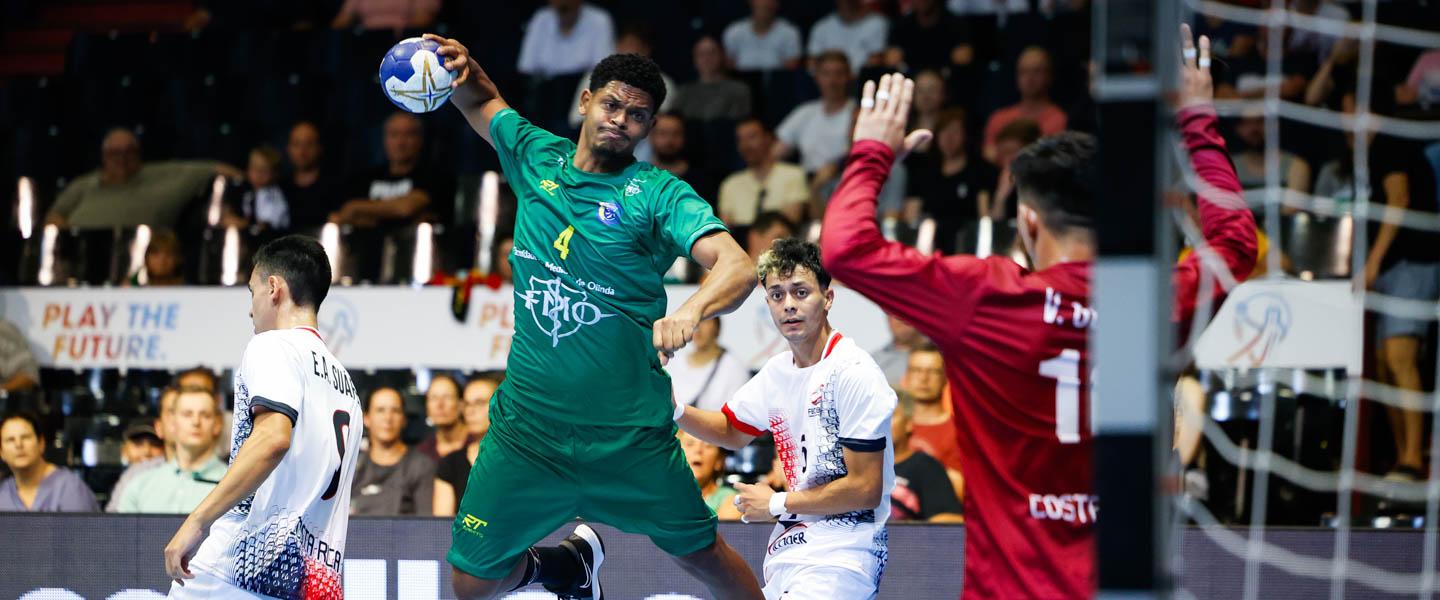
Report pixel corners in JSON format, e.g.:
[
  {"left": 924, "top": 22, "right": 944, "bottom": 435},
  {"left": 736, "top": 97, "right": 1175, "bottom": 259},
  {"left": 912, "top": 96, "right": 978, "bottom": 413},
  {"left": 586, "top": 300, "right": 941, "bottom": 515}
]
[{"left": 379, "top": 37, "right": 455, "bottom": 113}]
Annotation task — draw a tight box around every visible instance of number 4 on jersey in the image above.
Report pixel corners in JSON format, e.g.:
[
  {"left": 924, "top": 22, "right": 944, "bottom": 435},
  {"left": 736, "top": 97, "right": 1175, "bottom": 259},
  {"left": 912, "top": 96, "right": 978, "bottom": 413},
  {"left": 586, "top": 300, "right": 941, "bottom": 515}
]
[{"left": 553, "top": 226, "right": 575, "bottom": 260}]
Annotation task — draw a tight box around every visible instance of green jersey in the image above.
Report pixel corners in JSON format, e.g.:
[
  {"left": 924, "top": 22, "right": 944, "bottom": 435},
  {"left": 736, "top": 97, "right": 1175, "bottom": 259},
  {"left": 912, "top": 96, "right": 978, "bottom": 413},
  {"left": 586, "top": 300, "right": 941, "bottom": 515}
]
[{"left": 489, "top": 108, "right": 727, "bottom": 427}]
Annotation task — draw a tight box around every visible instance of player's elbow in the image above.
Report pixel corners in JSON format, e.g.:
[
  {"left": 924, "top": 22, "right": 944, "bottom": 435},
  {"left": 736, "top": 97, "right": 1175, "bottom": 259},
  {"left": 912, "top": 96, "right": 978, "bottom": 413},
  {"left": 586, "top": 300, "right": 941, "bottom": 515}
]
[{"left": 851, "top": 476, "right": 883, "bottom": 509}]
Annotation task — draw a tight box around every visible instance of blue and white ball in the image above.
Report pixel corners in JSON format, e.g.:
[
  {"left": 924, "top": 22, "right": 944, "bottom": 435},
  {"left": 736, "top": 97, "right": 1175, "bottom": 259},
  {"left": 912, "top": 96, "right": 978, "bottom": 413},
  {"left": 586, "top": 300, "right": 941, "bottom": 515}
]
[{"left": 378, "top": 37, "right": 455, "bottom": 113}]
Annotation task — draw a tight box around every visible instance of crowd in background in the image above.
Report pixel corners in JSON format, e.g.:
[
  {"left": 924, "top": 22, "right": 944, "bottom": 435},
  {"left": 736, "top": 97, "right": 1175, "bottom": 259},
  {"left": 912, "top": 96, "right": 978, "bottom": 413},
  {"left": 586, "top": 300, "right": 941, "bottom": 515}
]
[{"left": 3, "top": 0, "right": 1440, "bottom": 524}]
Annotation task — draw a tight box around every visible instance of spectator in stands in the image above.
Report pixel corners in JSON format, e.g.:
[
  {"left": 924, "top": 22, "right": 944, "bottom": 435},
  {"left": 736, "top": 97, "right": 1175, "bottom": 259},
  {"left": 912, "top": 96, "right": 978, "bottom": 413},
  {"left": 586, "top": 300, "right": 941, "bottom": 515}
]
[
  {"left": 907, "top": 70, "right": 949, "bottom": 156},
  {"left": 774, "top": 51, "right": 857, "bottom": 174},
  {"left": 719, "top": 119, "right": 809, "bottom": 227},
  {"left": 890, "top": 390, "right": 964, "bottom": 522},
  {"left": 1230, "top": 112, "right": 1312, "bottom": 202},
  {"left": 1321, "top": 94, "right": 1440, "bottom": 481},
  {"left": 1305, "top": 37, "right": 1359, "bottom": 109},
  {"left": 745, "top": 211, "right": 797, "bottom": 263},
  {"left": 679, "top": 430, "right": 742, "bottom": 520},
  {"left": 0, "top": 411, "right": 98, "bottom": 512},
  {"left": 567, "top": 25, "right": 677, "bottom": 141},
  {"left": 988, "top": 118, "right": 1042, "bottom": 222},
  {"left": 1396, "top": 49, "right": 1440, "bottom": 110},
  {"left": 433, "top": 374, "right": 502, "bottom": 517},
  {"left": 673, "top": 35, "right": 753, "bottom": 124},
  {"left": 0, "top": 318, "right": 39, "bottom": 395},
  {"left": 283, "top": 121, "right": 342, "bottom": 231},
  {"left": 807, "top": 0, "right": 888, "bottom": 74},
  {"left": 1214, "top": 27, "right": 1311, "bottom": 102},
  {"left": 222, "top": 146, "right": 290, "bottom": 232},
  {"left": 650, "top": 113, "right": 717, "bottom": 204},
  {"left": 517, "top": 0, "right": 615, "bottom": 79},
  {"left": 461, "top": 375, "right": 498, "bottom": 439},
  {"left": 128, "top": 229, "right": 186, "bottom": 286},
  {"left": 669, "top": 318, "right": 750, "bottom": 412},
  {"left": 331, "top": 0, "right": 439, "bottom": 31},
  {"left": 106, "top": 417, "right": 167, "bottom": 512},
  {"left": 983, "top": 47, "right": 1067, "bottom": 164},
  {"left": 335, "top": 112, "right": 454, "bottom": 228},
  {"left": 352, "top": 387, "right": 435, "bottom": 516},
  {"left": 120, "top": 420, "right": 164, "bottom": 467},
  {"left": 903, "top": 344, "right": 965, "bottom": 495},
  {"left": 723, "top": 0, "right": 803, "bottom": 71},
  {"left": 117, "top": 388, "right": 227, "bottom": 513},
  {"left": 872, "top": 314, "right": 924, "bottom": 387},
  {"left": 415, "top": 374, "right": 472, "bottom": 461},
  {"left": 907, "top": 108, "right": 998, "bottom": 255},
  {"left": 884, "top": 0, "right": 975, "bottom": 74},
  {"left": 1286, "top": 0, "right": 1349, "bottom": 60},
  {"left": 45, "top": 128, "right": 241, "bottom": 230},
  {"left": 175, "top": 366, "right": 217, "bottom": 395}
]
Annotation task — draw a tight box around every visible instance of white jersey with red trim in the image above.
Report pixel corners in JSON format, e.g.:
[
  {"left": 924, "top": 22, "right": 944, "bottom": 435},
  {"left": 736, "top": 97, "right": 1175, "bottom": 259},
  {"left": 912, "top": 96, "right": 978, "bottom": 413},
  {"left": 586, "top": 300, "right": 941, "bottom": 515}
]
[
  {"left": 188, "top": 326, "right": 363, "bottom": 600},
  {"left": 722, "top": 332, "right": 897, "bottom": 586}
]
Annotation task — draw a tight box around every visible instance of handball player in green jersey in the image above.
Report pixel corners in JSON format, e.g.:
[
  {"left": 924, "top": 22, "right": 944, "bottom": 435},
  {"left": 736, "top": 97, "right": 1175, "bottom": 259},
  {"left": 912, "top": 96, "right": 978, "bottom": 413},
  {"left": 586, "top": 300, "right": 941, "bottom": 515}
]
[{"left": 422, "top": 33, "right": 766, "bottom": 600}]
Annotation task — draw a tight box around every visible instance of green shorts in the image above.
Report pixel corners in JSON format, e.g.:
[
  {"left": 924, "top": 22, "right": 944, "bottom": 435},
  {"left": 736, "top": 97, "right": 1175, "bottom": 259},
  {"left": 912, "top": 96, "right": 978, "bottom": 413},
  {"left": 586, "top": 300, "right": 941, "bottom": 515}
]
[{"left": 446, "top": 390, "right": 718, "bottom": 579}]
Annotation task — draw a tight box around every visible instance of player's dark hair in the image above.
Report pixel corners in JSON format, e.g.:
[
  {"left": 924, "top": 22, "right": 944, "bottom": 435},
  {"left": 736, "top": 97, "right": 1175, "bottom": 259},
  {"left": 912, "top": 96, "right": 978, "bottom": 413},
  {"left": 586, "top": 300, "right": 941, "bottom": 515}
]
[
  {"left": 363, "top": 386, "right": 403, "bottom": 413},
  {"left": 590, "top": 53, "right": 667, "bottom": 110},
  {"left": 0, "top": 410, "right": 46, "bottom": 443},
  {"left": 757, "top": 238, "right": 832, "bottom": 289},
  {"left": 252, "top": 235, "right": 332, "bottom": 310},
  {"left": 1011, "top": 131, "right": 1097, "bottom": 234}
]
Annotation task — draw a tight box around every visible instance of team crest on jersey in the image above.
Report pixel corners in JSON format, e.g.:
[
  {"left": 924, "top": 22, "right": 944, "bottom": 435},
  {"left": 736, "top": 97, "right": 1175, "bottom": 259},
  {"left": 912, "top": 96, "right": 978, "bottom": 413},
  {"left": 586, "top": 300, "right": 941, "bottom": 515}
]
[{"left": 597, "top": 201, "right": 622, "bottom": 226}]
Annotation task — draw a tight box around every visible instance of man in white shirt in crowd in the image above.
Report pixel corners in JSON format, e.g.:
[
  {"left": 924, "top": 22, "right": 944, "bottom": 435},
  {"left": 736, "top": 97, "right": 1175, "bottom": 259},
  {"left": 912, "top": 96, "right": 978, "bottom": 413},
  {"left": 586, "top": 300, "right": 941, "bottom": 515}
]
[
  {"left": 807, "top": 0, "right": 888, "bottom": 74},
  {"left": 164, "top": 235, "right": 363, "bottom": 599},
  {"left": 675, "top": 238, "right": 896, "bottom": 599},
  {"left": 774, "top": 52, "right": 857, "bottom": 175},
  {"left": 669, "top": 317, "right": 752, "bottom": 412},
  {"left": 517, "top": 0, "right": 615, "bottom": 79},
  {"left": 720, "top": 119, "right": 810, "bottom": 227},
  {"left": 723, "top": 0, "right": 803, "bottom": 71}
]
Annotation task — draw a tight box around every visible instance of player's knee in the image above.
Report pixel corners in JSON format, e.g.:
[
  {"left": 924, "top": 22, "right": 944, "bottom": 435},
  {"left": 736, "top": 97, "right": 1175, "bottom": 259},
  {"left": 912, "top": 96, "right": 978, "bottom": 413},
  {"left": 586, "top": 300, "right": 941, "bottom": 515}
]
[{"left": 451, "top": 566, "right": 505, "bottom": 600}]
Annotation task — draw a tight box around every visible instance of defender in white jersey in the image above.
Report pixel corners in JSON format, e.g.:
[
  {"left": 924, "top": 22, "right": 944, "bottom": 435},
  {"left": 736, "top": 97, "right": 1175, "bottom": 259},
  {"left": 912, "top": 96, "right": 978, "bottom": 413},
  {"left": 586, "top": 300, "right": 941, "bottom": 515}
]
[
  {"left": 675, "top": 239, "right": 896, "bottom": 599},
  {"left": 165, "top": 235, "right": 363, "bottom": 600}
]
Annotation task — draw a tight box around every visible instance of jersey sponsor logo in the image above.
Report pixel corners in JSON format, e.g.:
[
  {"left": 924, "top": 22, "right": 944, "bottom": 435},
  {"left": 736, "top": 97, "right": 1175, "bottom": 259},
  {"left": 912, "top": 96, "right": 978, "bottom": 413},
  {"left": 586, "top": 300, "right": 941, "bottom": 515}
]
[
  {"left": 460, "top": 514, "right": 488, "bottom": 536},
  {"left": 539, "top": 179, "right": 560, "bottom": 196},
  {"left": 767, "top": 523, "right": 808, "bottom": 555},
  {"left": 597, "top": 201, "right": 622, "bottom": 225},
  {"left": 624, "top": 177, "right": 644, "bottom": 197},
  {"left": 514, "top": 248, "right": 537, "bottom": 260},
  {"left": 1028, "top": 493, "right": 1099, "bottom": 524},
  {"left": 518, "top": 275, "right": 616, "bottom": 347}
]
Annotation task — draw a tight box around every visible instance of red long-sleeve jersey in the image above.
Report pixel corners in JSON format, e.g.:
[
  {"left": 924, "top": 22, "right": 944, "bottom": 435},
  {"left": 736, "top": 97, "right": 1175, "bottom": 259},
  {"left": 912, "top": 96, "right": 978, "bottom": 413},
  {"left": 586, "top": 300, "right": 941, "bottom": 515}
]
[{"left": 820, "top": 106, "right": 1255, "bottom": 599}]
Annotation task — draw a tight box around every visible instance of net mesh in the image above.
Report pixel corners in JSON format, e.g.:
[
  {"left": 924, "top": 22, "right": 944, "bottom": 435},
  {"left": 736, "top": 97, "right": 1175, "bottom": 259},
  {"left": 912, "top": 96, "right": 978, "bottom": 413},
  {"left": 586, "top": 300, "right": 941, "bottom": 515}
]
[{"left": 1160, "top": 1, "right": 1440, "bottom": 598}]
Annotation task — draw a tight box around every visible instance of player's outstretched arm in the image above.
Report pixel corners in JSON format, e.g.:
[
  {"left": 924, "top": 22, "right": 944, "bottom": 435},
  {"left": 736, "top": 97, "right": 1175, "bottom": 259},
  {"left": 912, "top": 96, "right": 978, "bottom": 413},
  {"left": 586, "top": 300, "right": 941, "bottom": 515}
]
[
  {"left": 655, "top": 232, "right": 755, "bottom": 364},
  {"left": 820, "top": 74, "right": 980, "bottom": 343},
  {"left": 163, "top": 409, "right": 293, "bottom": 585},
  {"left": 733, "top": 447, "right": 884, "bottom": 521},
  {"left": 425, "top": 33, "right": 509, "bottom": 148},
  {"left": 675, "top": 402, "right": 757, "bottom": 451},
  {"left": 1173, "top": 24, "right": 1258, "bottom": 325}
]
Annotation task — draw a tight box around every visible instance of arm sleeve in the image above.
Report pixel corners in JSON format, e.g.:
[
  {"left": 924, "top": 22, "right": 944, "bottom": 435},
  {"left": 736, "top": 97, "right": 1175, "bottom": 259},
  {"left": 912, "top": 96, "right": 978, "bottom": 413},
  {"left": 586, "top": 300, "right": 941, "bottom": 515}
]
[
  {"left": 781, "top": 24, "right": 802, "bottom": 61},
  {"left": 807, "top": 23, "right": 824, "bottom": 56},
  {"left": 819, "top": 140, "right": 989, "bottom": 348},
  {"left": 831, "top": 365, "right": 895, "bottom": 452},
  {"left": 589, "top": 8, "right": 616, "bottom": 65},
  {"left": 721, "top": 377, "right": 769, "bottom": 437},
  {"left": 1171, "top": 106, "right": 1258, "bottom": 327},
  {"left": 776, "top": 107, "right": 805, "bottom": 147},
  {"left": 68, "top": 477, "right": 100, "bottom": 512},
  {"left": 239, "top": 335, "right": 305, "bottom": 425},
  {"left": 654, "top": 177, "right": 728, "bottom": 261},
  {"left": 116, "top": 476, "right": 141, "bottom": 513},
  {"left": 516, "top": 11, "right": 545, "bottom": 75}
]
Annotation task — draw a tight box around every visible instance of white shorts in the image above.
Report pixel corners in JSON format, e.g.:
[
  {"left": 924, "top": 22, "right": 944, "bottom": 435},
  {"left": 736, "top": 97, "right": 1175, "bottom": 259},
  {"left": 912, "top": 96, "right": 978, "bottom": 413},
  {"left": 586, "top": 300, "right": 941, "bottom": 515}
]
[
  {"left": 168, "top": 571, "right": 269, "bottom": 600},
  {"left": 763, "top": 563, "right": 879, "bottom": 600}
]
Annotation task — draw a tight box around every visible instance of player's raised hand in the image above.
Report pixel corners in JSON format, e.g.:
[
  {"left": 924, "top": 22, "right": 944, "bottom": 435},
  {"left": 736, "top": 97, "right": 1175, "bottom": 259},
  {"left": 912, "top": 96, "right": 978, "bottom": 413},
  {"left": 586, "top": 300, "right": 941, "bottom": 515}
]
[
  {"left": 422, "top": 33, "right": 472, "bottom": 89},
  {"left": 654, "top": 309, "right": 701, "bottom": 366},
  {"left": 1178, "top": 24, "right": 1213, "bottom": 109},
  {"left": 853, "top": 73, "right": 932, "bottom": 161}
]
